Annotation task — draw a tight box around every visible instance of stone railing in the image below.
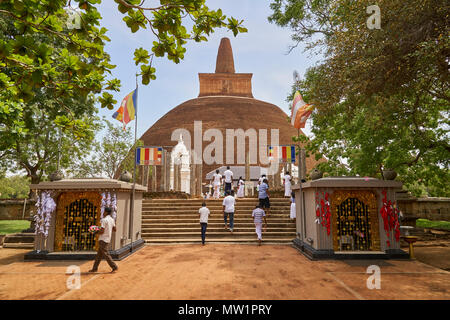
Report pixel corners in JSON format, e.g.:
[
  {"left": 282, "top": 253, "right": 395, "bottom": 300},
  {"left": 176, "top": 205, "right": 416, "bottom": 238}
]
[{"left": 0, "top": 199, "right": 36, "bottom": 220}]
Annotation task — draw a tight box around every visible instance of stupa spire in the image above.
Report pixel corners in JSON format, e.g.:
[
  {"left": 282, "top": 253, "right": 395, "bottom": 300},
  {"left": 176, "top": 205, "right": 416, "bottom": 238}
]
[
  {"left": 215, "top": 37, "right": 235, "bottom": 73},
  {"left": 198, "top": 37, "right": 253, "bottom": 98}
]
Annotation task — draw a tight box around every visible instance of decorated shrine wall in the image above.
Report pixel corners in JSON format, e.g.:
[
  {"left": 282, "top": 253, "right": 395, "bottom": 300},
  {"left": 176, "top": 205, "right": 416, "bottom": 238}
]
[
  {"left": 31, "top": 187, "right": 144, "bottom": 253},
  {"left": 110, "top": 191, "right": 142, "bottom": 250},
  {"left": 295, "top": 191, "right": 304, "bottom": 245},
  {"left": 114, "top": 192, "right": 130, "bottom": 249},
  {"left": 297, "top": 185, "right": 403, "bottom": 252},
  {"left": 46, "top": 201, "right": 58, "bottom": 252},
  {"left": 303, "top": 189, "right": 319, "bottom": 248},
  {"left": 315, "top": 188, "right": 334, "bottom": 251},
  {"left": 376, "top": 188, "right": 402, "bottom": 251},
  {"left": 34, "top": 190, "right": 61, "bottom": 252}
]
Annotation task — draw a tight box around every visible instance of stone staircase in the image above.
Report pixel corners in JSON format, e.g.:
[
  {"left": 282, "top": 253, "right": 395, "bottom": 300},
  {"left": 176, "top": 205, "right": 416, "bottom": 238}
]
[
  {"left": 141, "top": 198, "right": 296, "bottom": 244},
  {"left": 1, "top": 233, "right": 35, "bottom": 249}
]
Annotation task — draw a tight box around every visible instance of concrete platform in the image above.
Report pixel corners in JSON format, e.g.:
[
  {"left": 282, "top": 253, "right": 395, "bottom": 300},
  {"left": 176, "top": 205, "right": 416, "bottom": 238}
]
[
  {"left": 23, "top": 239, "right": 145, "bottom": 261},
  {"left": 292, "top": 239, "right": 409, "bottom": 260}
]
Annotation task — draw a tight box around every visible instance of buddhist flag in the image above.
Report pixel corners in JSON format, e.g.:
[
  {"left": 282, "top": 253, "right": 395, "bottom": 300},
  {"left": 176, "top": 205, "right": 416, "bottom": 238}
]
[
  {"left": 269, "top": 145, "right": 295, "bottom": 163},
  {"left": 291, "top": 91, "right": 314, "bottom": 129},
  {"left": 136, "top": 147, "right": 163, "bottom": 166},
  {"left": 112, "top": 88, "right": 137, "bottom": 129}
]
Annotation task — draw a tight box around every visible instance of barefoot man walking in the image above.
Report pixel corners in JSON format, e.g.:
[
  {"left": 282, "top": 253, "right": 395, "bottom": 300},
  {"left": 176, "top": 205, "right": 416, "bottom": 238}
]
[
  {"left": 89, "top": 207, "right": 118, "bottom": 273},
  {"left": 222, "top": 190, "right": 236, "bottom": 233},
  {"left": 212, "top": 169, "right": 222, "bottom": 199},
  {"left": 252, "top": 205, "right": 267, "bottom": 246}
]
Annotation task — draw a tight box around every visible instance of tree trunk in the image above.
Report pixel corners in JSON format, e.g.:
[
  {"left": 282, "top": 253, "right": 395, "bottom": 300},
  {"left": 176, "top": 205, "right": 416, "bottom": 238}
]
[{"left": 28, "top": 172, "right": 40, "bottom": 200}]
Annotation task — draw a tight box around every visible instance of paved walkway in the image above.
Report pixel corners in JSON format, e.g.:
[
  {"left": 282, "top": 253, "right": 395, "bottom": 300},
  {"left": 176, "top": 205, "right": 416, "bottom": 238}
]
[{"left": 0, "top": 244, "right": 449, "bottom": 300}]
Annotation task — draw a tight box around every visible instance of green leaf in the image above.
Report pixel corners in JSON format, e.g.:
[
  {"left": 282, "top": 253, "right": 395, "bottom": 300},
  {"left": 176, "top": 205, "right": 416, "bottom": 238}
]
[{"left": 133, "top": 47, "right": 150, "bottom": 65}]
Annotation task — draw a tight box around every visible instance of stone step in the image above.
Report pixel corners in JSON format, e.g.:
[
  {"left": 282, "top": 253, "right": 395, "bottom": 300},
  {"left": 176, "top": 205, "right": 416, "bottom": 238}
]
[
  {"left": 142, "top": 218, "right": 294, "bottom": 224},
  {"left": 142, "top": 231, "right": 296, "bottom": 238},
  {"left": 142, "top": 217, "right": 292, "bottom": 224},
  {"left": 2, "top": 242, "right": 34, "bottom": 249},
  {"left": 143, "top": 199, "right": 290, "bottom": 202},
  {"left": 142, "top": 210, "right": 291, "bottom": 215},
  {"left": 141, "top": 198, "right": 295, "bottom": 244},
  {"left": 142, "top": 214, "right": 291, "bottom": 218},
  {"left": 142, "top": 202, "right": 291, "bottom": 207},
  {"left": 141, "top": 205, "right": 291, "bottom": 210},
  {"left": 143, "top": 198, "right": 290, "bottom": 202},
  {"left": 142, "top": 222, "right": 295, "bottom": 228},
  {"left": 141, "top": 212, "right": 291, "bottom": 217},
  {"left": 142, "top": 227, "right": 296, "bottom": 233},
  {"left": 142, "top": 206, "right": 290, "bottom": 210},
  {"left": 144, "top": 238, "right": 294, "bottom": 244},
  {"left": 142, "top": 205, "right": 291, "bottom": 208},
  {"left": 2, "top": 233, "right": 35, "bottom": 243}
]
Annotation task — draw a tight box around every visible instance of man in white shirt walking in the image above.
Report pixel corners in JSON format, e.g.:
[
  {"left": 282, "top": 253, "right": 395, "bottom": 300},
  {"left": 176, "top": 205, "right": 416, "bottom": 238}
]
[
  {"left": 199, "top": 202, "right": 210, "bottom": 246},
  {"left": 211, "top": 169, "right": 222, "bottom": 199},
  {"left": 252, "top": 205, "right": 267, "bottom": 246},
  {"left": 258, "top": 178, "right": 271, "bottom": 216},
  {"left": 222, "top": 190, "right": 236, "bottom": 233},
  {"left": 223, "top": 166, "right": 233, "bottom": 195},
  {"left": 89, "top": 207, "right": 118, "bottom": 273}
]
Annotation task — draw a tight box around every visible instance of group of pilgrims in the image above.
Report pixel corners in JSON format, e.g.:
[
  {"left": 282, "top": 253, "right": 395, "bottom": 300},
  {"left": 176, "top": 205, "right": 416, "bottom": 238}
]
[
  {"left": 209, "top": 168, "right": 293, "bottom": 197},
  {"left": 210, "top": 167, "right": 243, "bottom": 199},
  {"left": 198, "top": 167, "right": 297, "bottom": 246}
]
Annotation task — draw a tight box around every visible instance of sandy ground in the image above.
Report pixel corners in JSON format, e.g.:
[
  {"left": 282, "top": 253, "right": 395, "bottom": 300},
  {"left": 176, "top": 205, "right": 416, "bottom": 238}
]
[
  {"left": 0, "top": 244, "right": 449, "bottom": 300},
  {"left": 410, "top": 245, "right": 450, "bottom": 271}
]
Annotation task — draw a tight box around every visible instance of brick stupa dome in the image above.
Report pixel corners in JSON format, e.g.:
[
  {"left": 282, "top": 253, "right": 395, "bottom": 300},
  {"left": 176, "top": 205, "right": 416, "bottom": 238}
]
[{"left": 139, "top": 37, "right": 319, "bottom": 182}]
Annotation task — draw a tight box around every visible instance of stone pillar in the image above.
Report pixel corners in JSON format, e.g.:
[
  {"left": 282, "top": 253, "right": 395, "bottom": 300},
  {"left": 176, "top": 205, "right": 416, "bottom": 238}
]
[
  {"left": 300, "top": 149, "right": 307, "bottom": 181},
  {"left": 165, "top": 151, "right": 171, "bottom": 191},
  {"left": 148, "top": 166, "right": 152, "bottom": 191},
  {"left": 190, "top": 153, "right": 196, "bottom": 196},
  {"left": 160, "top": 150, "right": 166, "bottom": 191},
  {"left": 174, "top": 164, "right": 181, "bottom": 192},
  {"left": 144, "top": 165, "right": 150, "bottom": 192},
  {"left": 268, "top": 171, "right": 274, "bottom": 188},
  {"left": 180, "top": 169, "right": 190, "bottom": 194},
  {"left": 152, "top": 165, "right": 157, "bottom": 191},
  {"left": 196, "top": 164, "right": 202, "bottom": 196},
  {"left": 173, "top": 164, "right": 178, "bottom": 192},
  {"left": 245, "top": 151, "right": 251, "bottom": 195},
  {"left": 274, "top": 164, "right": 281, "bottom": 189},
  {"left": 140, "top": 166, "right": 145, "bottom": 186},
  {"left": 245, "top": 152, "right": 250, "bottom": 182}
]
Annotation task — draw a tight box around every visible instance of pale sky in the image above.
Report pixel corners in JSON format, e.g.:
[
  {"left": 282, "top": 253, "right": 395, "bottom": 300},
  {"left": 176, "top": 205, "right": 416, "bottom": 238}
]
[{"left": 96, "top": 1, "right": 321, "bottom": 139}]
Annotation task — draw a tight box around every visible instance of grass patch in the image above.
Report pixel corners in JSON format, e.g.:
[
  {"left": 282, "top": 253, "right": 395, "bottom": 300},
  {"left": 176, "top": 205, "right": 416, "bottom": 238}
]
[
  {"left": 416, "top": 219, "right": 450, "bottom": 230},
  {"left": 0, "top": 220, "right": 30, "bottom": 235}
]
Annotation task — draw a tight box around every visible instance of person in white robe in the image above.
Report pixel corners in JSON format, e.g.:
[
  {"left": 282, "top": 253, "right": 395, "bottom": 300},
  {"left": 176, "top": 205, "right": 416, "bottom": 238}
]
[
  {"left": 211, "top": 170, "right": 222, "bottom": 199},
  {"left": 283, "top": 171, "right": 292, "bottom": 197},
  {"left": 290, "top": 191, "right": 296, "bottom": 220},
  {"left": 237, "top": 177, "right": 245, "bottom": 198}
]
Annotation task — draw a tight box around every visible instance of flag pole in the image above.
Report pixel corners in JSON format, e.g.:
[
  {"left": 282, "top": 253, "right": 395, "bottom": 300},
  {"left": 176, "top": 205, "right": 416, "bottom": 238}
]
[
  {"left": 293, "top": 72, "right": 304, "bottom": 241},
  {"left": 129, "top": 74, "right": 138, "bottom": 253}
]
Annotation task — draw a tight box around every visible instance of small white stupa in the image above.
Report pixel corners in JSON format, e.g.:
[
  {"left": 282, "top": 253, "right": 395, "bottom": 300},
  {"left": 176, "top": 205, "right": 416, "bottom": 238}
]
[{"left": 170, "top": 135, "right": 191, "bottom": 193}]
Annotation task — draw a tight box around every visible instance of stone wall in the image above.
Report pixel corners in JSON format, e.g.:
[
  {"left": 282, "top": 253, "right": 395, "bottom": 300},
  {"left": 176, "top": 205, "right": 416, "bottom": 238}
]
[
  {"left": 0, "top": 199, "right": 36, "bottom": 220},
  {"left": 397, "top": 193, "right": 450, "bottom": 224}
]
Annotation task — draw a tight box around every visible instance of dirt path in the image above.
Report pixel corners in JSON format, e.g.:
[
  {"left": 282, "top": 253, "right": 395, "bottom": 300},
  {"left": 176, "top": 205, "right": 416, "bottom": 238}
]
[{"left": 0, "top": 244, "right": 449, "bottom": 300}]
